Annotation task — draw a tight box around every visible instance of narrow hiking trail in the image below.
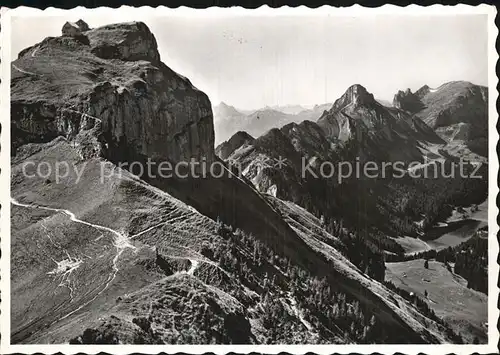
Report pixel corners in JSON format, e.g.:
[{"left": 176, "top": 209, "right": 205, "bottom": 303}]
[
  {"left": 12, "top": 198, "right": 134, "bottom": 251},
  {"left": 61, "top": 107, "right": 102, "bottom": 123},
  {"left": 11, "top": 198, "right": 136, "bottom": 321},
  {"left": 129, "top": 213, "right": 190, "bottom": 240},
  {"left": 11, "top": 197, "right": 230, "bottom": 330},
  {"left": 12, "top": 64, "right": 38, "bottom": 76}
]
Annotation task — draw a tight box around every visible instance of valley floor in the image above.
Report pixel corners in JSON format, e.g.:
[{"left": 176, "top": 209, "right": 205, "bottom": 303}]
[{"left": 385, "top": 259, "right": 487, "bottom": 343}]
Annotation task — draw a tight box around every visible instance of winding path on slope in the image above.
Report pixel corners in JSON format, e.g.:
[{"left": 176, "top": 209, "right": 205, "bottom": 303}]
[
  {"left": 11, "top": 198, "right": 136, "bottom": 322},
  {"left": 12, "top": 64, "right": 38, "bottom": 76},
  {"left": 61, "top": 107, "right": 102, "bottom": 124},
  {"left": 11, "top": 195, "right": 233, "bottom": 341},
  {"left": 12, "top": 198, "right": 134, "bottom": 250}
]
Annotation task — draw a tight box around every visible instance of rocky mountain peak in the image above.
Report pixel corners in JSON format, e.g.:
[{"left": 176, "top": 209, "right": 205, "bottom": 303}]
[
  {"left": 86, "top": 21, "right": 161, "bottom": 64},
  {"left": 415, "top": 84, "right": 430, "bottom": 98},
  {"left": 215, "top": 131, "right": 255, "bottom": 160},
  {"left": 11, "top": 20, "right": 214, "bottom": 164},
  {"left": 214, "top": 102, "right": 242, "bottom": 117},
  {"left": 332, "top": 84, "right": 376, "bottom": 111},
  {"left": 393, "top": 88, "right": 424, "bottom": 112},
  {"left": 232, "top": 130, "right": 254, "bottom": 141}
]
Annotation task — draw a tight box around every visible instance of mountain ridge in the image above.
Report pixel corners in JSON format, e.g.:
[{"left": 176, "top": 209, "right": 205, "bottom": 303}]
[{"left": 393, "top": 81, "right": 488, "bottom": 157}]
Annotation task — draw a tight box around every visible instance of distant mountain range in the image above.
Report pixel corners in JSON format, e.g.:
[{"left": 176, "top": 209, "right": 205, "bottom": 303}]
[
  {"left": 213, "top": 102, "right": 332, "bottom": 144},
  {"left": 217, "top": 81, "right": 488, "bottom": 163},
  {"left": 213, "top": 98, "right": 401, "bottom": 145},
  {"left": 266, "top": 104, "right": 311, "bottom": 115}
]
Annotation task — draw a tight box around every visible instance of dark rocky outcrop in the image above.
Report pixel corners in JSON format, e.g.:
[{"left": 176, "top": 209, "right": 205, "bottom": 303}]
[
  {"left": 393, "top": 88, "right": 425, "bottom": 113},
  {"left": 62, "top": 20, "right": 90, "bottom": 37},
  {"left": 215, "top": 131, "right": 254, "bottom": 160}
]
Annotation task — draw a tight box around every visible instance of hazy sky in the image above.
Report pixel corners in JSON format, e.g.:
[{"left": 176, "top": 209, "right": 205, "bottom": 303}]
[{"left": 11, "top": 14, "right": 488, "bottom": 109}]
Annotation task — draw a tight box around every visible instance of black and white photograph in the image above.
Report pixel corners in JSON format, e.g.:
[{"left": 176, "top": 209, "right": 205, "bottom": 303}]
[{"left": 0, "top": 5, "right": 498, "bottom": 353}]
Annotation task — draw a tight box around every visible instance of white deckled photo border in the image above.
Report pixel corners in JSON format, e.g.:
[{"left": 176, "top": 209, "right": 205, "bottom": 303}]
[{"left": 0, "top": 4, "right": 498, "bottom": 354}]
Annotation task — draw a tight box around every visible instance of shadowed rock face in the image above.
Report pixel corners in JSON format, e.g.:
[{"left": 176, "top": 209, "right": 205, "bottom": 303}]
[
  {"left": 393, "top": 89, "right": 425, "bottom": 113},
  {"left": 215, "top": 131, "right": 254, "bottom": 160},
  {"left": 11, "top": 21, "right": 215, "bottom": 163}
]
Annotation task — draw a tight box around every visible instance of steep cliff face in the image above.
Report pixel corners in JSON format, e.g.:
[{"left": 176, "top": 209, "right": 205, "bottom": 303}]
[
  {"left": 318, "top": 84, "right": 398, "bottom": 142},
  {"left": 11, "top": 21, "right": 214, "bottom": 163},
  {"left": 221, "top": 85, "right": 448, "bottom": 228}
]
